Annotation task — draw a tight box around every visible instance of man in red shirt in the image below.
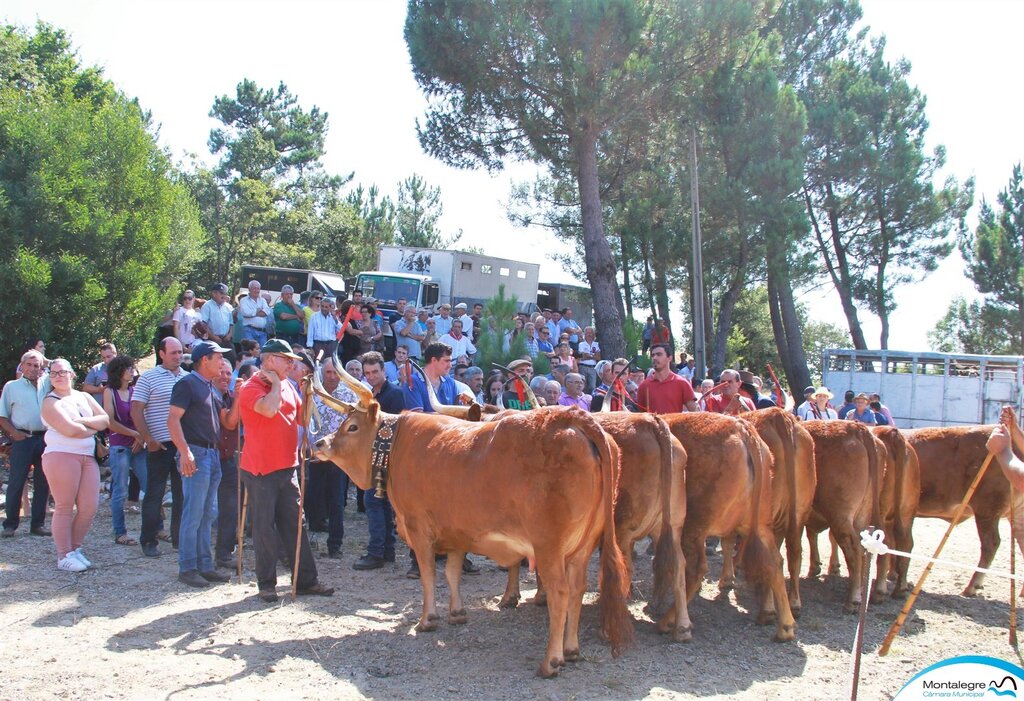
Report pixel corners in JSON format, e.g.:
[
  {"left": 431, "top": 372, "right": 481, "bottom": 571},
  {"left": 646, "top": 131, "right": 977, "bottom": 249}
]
[
  {"left": 238, "top": 339, "right": 334, "bottom": 603},
  {"left": 636, "top": 345, "right": 697, "bottom": 414},
  {"left": 703, "top": 369, "right": 756, "bottom": 415}
]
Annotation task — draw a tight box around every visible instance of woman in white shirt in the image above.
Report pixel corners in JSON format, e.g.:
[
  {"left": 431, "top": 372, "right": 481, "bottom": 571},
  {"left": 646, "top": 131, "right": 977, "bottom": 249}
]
[
  {"left": 173, "top": 290, "right": 201, "bottom": 351},
  {"left": 40, "top": 359, "right": 109, "bottom": 572}
]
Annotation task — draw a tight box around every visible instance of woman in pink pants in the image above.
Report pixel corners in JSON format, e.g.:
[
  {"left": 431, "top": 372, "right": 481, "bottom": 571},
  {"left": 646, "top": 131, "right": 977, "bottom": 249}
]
[{"left": 39, "top": 359, "right": 109, "bottom": 572}]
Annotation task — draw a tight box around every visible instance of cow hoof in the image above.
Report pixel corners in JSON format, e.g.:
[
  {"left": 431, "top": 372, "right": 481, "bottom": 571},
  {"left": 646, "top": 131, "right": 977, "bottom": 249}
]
[
  {"left": 891, "top": 588, "right": 908, "bottom": 600},
  {"left": 962, "top": 586, "right": 981, "bottom": 597},
  {"left": 448, "top": 609, "right": 468, "bottom": 625},
  {"left": 808, "top": 564, "right": 821, "bottom": 578},
  {"left": 672, "top": 625, "right": 693, "bottom": 643},
  {"left": 756, "top": 610, "right": 777, "bottom": 626},
  {"left": 791, "top": 605, "right": 802, "bottom": 620},
  {"left": 563, "top": 648, "right": 580, "bottom": 662},
  {"left": 870, "top": 590, "right": 887, "bottom": 605},
  {"left": 415, "top": 613, "right": 440, "bottom": 632},
  {"left": 532, "top": 593, "right": 548, "bottom": 607},
  {"left": 497, "top": 594, "right": 520, "bottom": 610},
  {"left": 773, "top": 625, "right": 796, "bottom": 642},
  {"left": 536, "top": 659, "right": 562, "bottom": 678},
  {"left": 843, "top": 601, "right": 860, "bottom": 615},
  {"left": 717, "top": 579, "right": 735, "bottom": 592}
]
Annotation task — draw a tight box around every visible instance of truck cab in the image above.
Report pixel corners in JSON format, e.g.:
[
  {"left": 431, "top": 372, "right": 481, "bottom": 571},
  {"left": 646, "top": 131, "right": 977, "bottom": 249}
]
[{"left": 353, "top": 271, "right": 439, "bottom": 315}]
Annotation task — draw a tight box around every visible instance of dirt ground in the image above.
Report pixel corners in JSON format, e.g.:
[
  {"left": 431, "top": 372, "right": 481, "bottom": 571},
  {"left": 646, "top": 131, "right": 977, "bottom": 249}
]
[{"left": 2, "top": 482, "right": 1023, "bottom": 701}]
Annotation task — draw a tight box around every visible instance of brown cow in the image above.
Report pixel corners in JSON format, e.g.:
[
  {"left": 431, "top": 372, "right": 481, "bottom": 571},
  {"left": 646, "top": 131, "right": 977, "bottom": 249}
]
[
  {"left": 662, "top": 412, "right": 797, "bottom": 641},
  {"left": 310, "top": 369, "right": 633, "bottom": 677},
  {"left": 727, "top": 408, "right": 817, "bottom": 617},
  {"left": 498, "top": 410, "right": 694, "bottom": 642},
  {"left": 803, "top": 420, "right": 885, "bottom": 613},
  {"left": 873, "top": 426, "right": 920, "bottom": 597},
  {"left": 907, "top": 424, "right": 1023, "bottom": 597}
]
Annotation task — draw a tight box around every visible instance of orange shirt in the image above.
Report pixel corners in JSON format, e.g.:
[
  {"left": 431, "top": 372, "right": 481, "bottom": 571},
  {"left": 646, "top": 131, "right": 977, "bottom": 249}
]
[{"left": 238, "top": 374, "right": 301, "bottom": 475}]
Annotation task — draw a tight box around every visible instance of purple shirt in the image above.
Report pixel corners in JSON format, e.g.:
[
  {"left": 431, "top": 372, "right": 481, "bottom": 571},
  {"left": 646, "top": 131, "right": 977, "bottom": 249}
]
[{"left": 558, "top": 392, "right": 592, "bottom": 411}]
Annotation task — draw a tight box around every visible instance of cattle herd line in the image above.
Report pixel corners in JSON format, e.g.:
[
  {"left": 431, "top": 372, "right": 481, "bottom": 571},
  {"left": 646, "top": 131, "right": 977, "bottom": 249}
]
[{"left": 307, "top": 364, "right": 1017, "bottom": 678}]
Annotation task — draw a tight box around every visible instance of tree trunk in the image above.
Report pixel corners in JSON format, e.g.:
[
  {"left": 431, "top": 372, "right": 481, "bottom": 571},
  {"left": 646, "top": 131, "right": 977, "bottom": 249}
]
[
  {"left": 766, "top": 272, "right": 792, "bottom": 388},
  {"left": 805, "top": 184, "right": 869, "bottom": 349},
  {"left": 639, "top": 228, "right": 658, "bottom": 315},
  {"left": 777, "top": 273, "right": 812, "bottom": 393},
  {"left": 618, "top": 229, "right": 633, "bottom": 321},
  {"left": 576, "top": 133, "right": 625, "bottom": 359}
]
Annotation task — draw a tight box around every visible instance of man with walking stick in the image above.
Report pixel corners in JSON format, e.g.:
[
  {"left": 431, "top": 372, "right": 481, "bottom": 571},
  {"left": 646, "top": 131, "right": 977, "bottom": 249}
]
[{"left": 237, "top": 339, "right": 334, "bottom": 603}]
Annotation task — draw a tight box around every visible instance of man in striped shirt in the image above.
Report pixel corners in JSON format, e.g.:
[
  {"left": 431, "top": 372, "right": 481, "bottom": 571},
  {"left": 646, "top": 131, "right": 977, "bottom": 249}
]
[{"left": 131, "top": 337, "right": 186, "bottom": 558}]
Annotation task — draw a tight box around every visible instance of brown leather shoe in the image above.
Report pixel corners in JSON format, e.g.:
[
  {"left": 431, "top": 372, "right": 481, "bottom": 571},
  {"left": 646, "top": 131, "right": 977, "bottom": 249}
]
[
  {"left": 30, "top": 527, "right": 52, "bottom": 537},
  {"left": 295, "top": 582, "right": 334, "bottom": 597}
]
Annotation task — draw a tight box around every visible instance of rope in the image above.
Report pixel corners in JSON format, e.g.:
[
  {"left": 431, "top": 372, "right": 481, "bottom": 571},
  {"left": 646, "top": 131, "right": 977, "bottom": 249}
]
[{"left": 861, "top": 528, "right": 1024, "bottom": 583}]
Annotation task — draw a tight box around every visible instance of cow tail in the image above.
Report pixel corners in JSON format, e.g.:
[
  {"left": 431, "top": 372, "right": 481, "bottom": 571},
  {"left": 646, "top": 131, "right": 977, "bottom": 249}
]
[
  {"left": 738, "top": 420, "right": 778, "bottom": 587},
  {"left": 651, "top": 415, "right": 680, "bottom": 618},
  {"left": 576, "top": 411, "right": 634, "bottom": 656},
  {"left": 864, "top": 427, "right": 883, "bottom": 534},
  {"left": 780, "top": 411, "right": 800, "bottom": 551}
]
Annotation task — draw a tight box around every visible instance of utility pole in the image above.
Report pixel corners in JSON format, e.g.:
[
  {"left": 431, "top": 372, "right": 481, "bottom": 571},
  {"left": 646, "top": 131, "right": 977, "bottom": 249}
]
[{"left": 689, "top": 124, "right": 706, "bottom": 382}]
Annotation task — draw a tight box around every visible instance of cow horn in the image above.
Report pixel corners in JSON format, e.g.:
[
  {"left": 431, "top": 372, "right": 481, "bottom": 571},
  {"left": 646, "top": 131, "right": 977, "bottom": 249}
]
[
  {"left": 410, "top": 360, "right": 483, "bottom": 420},
  {"left": 310, "top": 362, "right": 365, "bottom": 415},
  {"left": 332, "top": 344, "right": 374, "bottom": 409}
]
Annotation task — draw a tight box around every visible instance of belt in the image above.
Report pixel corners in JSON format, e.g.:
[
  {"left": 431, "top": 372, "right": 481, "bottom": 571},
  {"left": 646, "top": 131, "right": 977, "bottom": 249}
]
[
  {"left": 16, "top": 429, "right": 45, "bottom": 437},
  {"left": 188, "top": 442, "right": 218, "bottom": 450}
]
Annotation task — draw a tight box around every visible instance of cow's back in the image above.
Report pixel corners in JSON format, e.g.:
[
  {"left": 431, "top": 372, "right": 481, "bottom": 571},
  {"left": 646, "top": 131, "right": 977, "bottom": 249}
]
[
  {"left": 388, "top": 409, "right": 608, "bottom": 565},
  {"left": 907, "top": 425, "right": 1010, "bottom": 522}
]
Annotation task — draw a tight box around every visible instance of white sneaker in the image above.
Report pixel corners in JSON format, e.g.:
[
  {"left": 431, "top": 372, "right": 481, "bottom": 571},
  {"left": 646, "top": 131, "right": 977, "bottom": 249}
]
[
  {"left": 162, "top": 492, "right": 173, "bottom": 506},
  {"left": 72, "top": 548, "right": 92, "bottom": 568},
  {"left": 57, "top": 554, "right": 87, "bottom": 572}
]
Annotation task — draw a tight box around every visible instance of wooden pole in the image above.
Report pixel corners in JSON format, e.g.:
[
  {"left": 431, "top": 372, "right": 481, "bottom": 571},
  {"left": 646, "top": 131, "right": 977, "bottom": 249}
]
[
  {"left": 878, "top": 452, "right": 995, "bottom": 656},
  {"left": 1012, "top": 488, "right": 1018, "bottom": 647},
  {"left": 237, "top": 489, "right": 247, "bottom": 582},
  {"left": 851, "top": 545, "right": 872, "bottom": 701},
  {"left": 292, "top": 377, "right": 315, "bottom": 599}
]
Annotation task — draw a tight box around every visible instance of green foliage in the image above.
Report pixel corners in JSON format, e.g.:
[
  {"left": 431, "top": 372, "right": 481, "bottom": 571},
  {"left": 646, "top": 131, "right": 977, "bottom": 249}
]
[
  {"left": 473, "top": 285, "right": 528, "bottom": 372},
  {"left": 958, "top": 164, "right": 1024, "bottom": 352},
  {"left": 0, "top": 22, "right": 200, "bottom": 372},
  {"left": 394, "top": 173, "right": 460, "bottom": 249},
  {"left": 928, "top": 296, "right": 1017, "bottom": 356}
]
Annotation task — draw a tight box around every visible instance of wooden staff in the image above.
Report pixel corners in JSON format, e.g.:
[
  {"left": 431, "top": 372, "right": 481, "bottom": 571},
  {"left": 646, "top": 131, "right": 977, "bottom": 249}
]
[
  {"left": 1012, "top": 489, "right": 1018, "bottom": 647},
  {"left": 851, "top": 544, "right": 872, "bottom": 701},
  {"left": 292, "top": 377, "right": 315, "bottom": 599},
  {"left": 879, "top": 406, "right": 1014, "bottom": 655},
  {"left": 237, "top": 488, "right": 247, "bottom": 582}
]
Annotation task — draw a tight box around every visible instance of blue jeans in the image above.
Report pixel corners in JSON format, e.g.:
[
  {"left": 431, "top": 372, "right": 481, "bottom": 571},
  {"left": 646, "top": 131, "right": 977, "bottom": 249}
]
[
  {"left": 365, "top": 489, "right": 395, "bottom": 559},
  {"left": 109, "top": 445, "right": 148, "bottom": 537},
  {"left": 243, "top": 326, "right": 268, "bottom": 346},
  {"left": 177, "top": 445, "right": 221, "bottom": 574},
  {"left": 3, "top": 435, "right": 48, "bottom": 531}
]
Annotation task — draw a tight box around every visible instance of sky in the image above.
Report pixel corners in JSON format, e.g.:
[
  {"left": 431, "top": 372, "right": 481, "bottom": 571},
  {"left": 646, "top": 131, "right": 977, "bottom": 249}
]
[{"left": 3, "top": 0, "right": 1022, "bottom": 354}]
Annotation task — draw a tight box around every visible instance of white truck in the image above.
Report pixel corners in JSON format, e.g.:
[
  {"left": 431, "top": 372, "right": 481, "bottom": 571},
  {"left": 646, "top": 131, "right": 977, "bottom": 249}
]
[
  {"left": 238, "top": 265, "right": 346, "bottom": 305},
  {"left": 821, "top": 348, "right": 1024, "bottom": 428},
  {"left": 353, "top": 246, "right": 541, "bottom": 316}
]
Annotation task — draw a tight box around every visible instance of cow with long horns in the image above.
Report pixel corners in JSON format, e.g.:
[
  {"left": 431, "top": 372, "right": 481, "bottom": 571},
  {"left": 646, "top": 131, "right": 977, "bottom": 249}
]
[{"left": 310, "top": 351, "right": 633, "bottom": 677}]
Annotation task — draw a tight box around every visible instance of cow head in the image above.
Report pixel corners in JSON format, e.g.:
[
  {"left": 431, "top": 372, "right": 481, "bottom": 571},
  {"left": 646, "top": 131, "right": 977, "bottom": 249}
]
[{"left": 310, "top": 347, "right": 382, "bottom": 491}]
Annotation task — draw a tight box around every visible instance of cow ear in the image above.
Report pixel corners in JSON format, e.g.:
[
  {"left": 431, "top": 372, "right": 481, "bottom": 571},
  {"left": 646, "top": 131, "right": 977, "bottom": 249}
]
[{"left": 368, "top": 402, "right": 379, "bottom": 425}]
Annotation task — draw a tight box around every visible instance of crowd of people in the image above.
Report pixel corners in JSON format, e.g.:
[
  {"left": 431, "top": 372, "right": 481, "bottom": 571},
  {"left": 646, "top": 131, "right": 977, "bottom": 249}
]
[{"left": 1, "top": 279, "right": 903, "bottom": 592}]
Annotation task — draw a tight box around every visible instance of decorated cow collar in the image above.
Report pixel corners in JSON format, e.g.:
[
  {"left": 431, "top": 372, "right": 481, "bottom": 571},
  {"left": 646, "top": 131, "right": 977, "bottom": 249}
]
[{"left": 371, "top": 415, "right": 400, "bottom": 498}]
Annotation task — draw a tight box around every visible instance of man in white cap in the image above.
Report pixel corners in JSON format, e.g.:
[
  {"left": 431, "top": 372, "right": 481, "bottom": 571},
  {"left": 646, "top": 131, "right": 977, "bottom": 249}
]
[{"left": 453, "top": 302, "right": 474, "bottom": 340}]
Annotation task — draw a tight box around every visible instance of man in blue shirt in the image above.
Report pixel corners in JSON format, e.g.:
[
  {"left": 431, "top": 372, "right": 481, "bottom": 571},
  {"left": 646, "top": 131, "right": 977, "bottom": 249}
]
[
  {"left": 837, "top": 390, "right": 856, "bottom": 420},
  {"left": 402, "top": 342, "right": 459, "bottom": 411},
  {"left": 400, "top": 341, "right": 480, "bottom": 577},
  {"left": 846, "top": 393, "right": 877, "bottom": 425},
  {"left": 167, "top": 340, "right": 231, "bottom": 588}
]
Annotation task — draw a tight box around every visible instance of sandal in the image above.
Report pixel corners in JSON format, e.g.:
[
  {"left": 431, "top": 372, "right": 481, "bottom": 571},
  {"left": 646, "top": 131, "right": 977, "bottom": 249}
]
[
  {"left": 115, "top": 534, "right": 138, "bottom": 546},
  {"left": 156, "top": 531, "right": 172, "bottom": 543}
]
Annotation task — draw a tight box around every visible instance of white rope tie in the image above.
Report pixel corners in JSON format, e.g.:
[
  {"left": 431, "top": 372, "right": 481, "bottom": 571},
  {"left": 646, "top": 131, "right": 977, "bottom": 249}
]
[{"left": 859, "top": 528, "right": 1024, "bottom": 582}]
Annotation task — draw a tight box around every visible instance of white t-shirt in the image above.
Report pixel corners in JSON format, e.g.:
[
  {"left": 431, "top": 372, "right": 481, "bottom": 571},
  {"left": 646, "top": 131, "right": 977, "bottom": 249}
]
[
  {"left": 578, "top": 340, "right": 600, "bottom": 366},
  {"left": 173, "top": 306, "right": 201, "bottom": 346}
]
